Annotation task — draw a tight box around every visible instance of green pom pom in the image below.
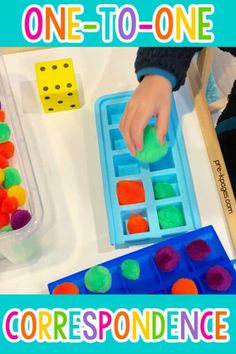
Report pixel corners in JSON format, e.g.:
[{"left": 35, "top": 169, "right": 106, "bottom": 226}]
[
  {"left": 158, "top": 205, "right": 185, "bottom": 229},
  {"left": 0, "top": 225, "right": 13, "bottom": 233},
  {"left": 121, "top": 259, "right": 140, "bottom": 280},
  {"left": 3, "top": 167, "right": 21, "bottom": 189},
  {"left": 0, "top": 123, "right": 11, "bottom": 143},
  {"left": 136, "top": 125, "right": 168, "bottom": 163},
  {"left": 154, "top": 182, "right": 176, "bottom": 200},
  {"left": 84, "top": 266, "right": 112, "bottom": 293}
]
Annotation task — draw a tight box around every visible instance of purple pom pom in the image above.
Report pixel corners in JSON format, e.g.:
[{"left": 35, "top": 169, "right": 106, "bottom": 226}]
[
  {"left": 206, "top": 265, "right": 232, "bottom": 291},
  {"left": 186, "top": 239, "right": 211, "bottom": 261},
  {"left": 11, "top": 210, "right": 32, "bottom": 230},
  {"left": 154, "top": 246, "right": 180, "bottom": 272}
]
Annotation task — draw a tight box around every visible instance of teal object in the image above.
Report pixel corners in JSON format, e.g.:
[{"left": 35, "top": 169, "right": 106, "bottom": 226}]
[
  {"left": 136, "top": 125, "right": 168, "bottom": 163},
  {"left": 206, "top": 70, "right": 221, "bottom": 104}
]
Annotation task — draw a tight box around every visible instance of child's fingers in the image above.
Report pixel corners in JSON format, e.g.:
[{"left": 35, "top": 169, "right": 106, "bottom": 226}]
[
  {"left": 130, "top": 110, "right": 149, "bottom": 151},
  {"left": 156, "top": 107, "right": 170, "bottom": 145},
  {"left": 120, "top": 99, "right": 136, "bottom": 132},
  {"left": 120, "top": 111, "right": 137, "bottom": 155},
  {"left": 124, "top": 130, "right": 136, "bottom": 156},
  {"left": 131, "top": 124, "right": 144, "bottom": 152}
]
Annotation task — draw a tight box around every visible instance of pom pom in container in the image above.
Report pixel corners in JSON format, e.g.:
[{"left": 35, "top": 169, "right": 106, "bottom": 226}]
[
  {"left": 154, "top": 246, "right": 180, "bottom": 272},
  {"left": 0, "top": 122, "right": 10, "bottom": 143},
  {"left": 1, "top": 197, "right": 18, "bottom": 214},
  {"left": 0, "top": 111, "right": 5, "bottom": 122},
  {"left": 205, "top": 265, "right": 232, "bottom": 292},
  {"left": 171, "top": 278, "right": 199, "bottom": 294},
  {"left": 52, "top": 282, "right": 80, "bottom": 295},
  {"left": 11, "top": 210, "right": 32, "bottom": 230},
  {"left": 3, "top": 167, "right": 21, "bottom": 189},
  {"left": 0, "top": 169, "right": 4, "bottom": 184},
  {"left": 7, "top": 186, "right": 26, "bottom": 206},
  {"left": 127, "top": 214, "right": 149, "bottom": 234},
  {"left": 0, "top": 141, "right": 15, "bottom": 159},
  {"left": 0, "top": 155, "right": 9, "bottom": 169},
  {"left": 116, "top": 180, "right": 145, "bottom": 205},
  {"left": 84, "top": 266, "right": 112, "bottom": 293},
  {"left": 121, "top": 259, "right": 140, "bottom": 280},
  {"left": 0, "top": 212, "right": 10, "bottom": 228}
]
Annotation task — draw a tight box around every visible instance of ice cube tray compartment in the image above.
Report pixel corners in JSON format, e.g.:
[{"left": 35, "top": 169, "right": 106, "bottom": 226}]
[
  {"left": 95, "top": 91, "right": 201, "bottom": 246},
  {"left": 48, "top": 226, "right": 236, "bottom": 295},
  {"left": 113, "top": 154, "right": 141, "bottom": 177},
  {"left": 149, "top": 149, "right": 175, "bottom": 171},
  {"left": 152, "top": 174, "right": 180, "bottom": 200},
  {"left": 110, "top": 129, "right": 127, "bottom": 151}
]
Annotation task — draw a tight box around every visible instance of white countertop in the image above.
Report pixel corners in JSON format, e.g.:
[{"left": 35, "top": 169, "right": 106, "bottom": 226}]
[{"left": 0, "top": 47, "right": 233, "bottom": 294}]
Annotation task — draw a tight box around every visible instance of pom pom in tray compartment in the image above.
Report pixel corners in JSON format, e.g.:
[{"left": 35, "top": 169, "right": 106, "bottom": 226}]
[
  {"left": 0, "top": 58, "right": 42, "bottom": 264},
  {"left": 95, "top": 92, "right": 201, "bottom": 246},
  {"left": 48, "top": 226, "right": 236, "bottom": 295},
  {"left": 136, "top": 125, "right": 168, "bottom": 163}
]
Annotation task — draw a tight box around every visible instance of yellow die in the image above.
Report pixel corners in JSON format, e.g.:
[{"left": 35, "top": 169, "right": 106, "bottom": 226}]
[{"left": 35, "top": 58, "right": 80, "bottom": 114}]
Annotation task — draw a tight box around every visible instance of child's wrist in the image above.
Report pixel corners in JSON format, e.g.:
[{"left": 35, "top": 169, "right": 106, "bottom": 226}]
[
  {"left": 136, "top": 67, "right": 177, "bottom": 90},
  {"left": 142, "top": 74, "right": 172, "bottom": 93}
]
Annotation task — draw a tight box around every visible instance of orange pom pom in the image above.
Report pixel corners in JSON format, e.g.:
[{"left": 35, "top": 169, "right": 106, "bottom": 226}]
[
  {"left": 171, "top": 278, "right": 199, "bottom": 295},
  {"left": 0, "top": 212, "right": 10, "bottom": 228},
  {"left": 1, "top": 197, "right": 18, "bottom": 214},
  {"left": 0, "top": 142, "right": 15, "bottom": 159},
  {"left": 0, "top": 111, "right": 5, "bottom": 122},
  {"left": 52, "top": 282, "right": 80, "bottom": 295},
  {"left": 127, "top": 214, "right": 149, "bottom": 234},
  {"left": 0, "top": 155, "right": 9, "bottom": 169},
  {"left": 116, "top": 180, "right": 145, "bottom": 205},
  {"left": 0, "top": 189, "right": 7, "bottom": 204}
]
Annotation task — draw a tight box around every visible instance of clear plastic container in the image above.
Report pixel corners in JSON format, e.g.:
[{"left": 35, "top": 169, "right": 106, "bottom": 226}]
[{"left": 0, "top": 54, "right": 43, "bottom": 264}]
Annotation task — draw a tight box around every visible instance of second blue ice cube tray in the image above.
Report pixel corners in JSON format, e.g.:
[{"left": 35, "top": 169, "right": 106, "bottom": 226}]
[
  {"left": 95, "top": 91, "right": 201, "bottom": 246},
  {"left": 48, "top": 226, "right": 236, "bottom": 295}
]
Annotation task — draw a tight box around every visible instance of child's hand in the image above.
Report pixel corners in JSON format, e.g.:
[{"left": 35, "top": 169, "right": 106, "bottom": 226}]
[{"left": 119, "top": 74, "right": 172, "bottom": 156}]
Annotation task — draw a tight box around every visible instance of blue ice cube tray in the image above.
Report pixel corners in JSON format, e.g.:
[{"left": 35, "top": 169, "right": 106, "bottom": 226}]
[
  {"left": 95, "top": 91, "right": 201, "bottom": 246},
  {"left": 48, "top": 226, "right": 236, "bottom": 294}
]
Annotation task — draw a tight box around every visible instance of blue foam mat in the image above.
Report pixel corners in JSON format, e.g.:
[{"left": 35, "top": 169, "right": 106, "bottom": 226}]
[
  {"left": 95, "top": 91, "right": 201, "bottom": 246},
  {"left": 48, "top": 226, "right": 236, "bottom": 295}
]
